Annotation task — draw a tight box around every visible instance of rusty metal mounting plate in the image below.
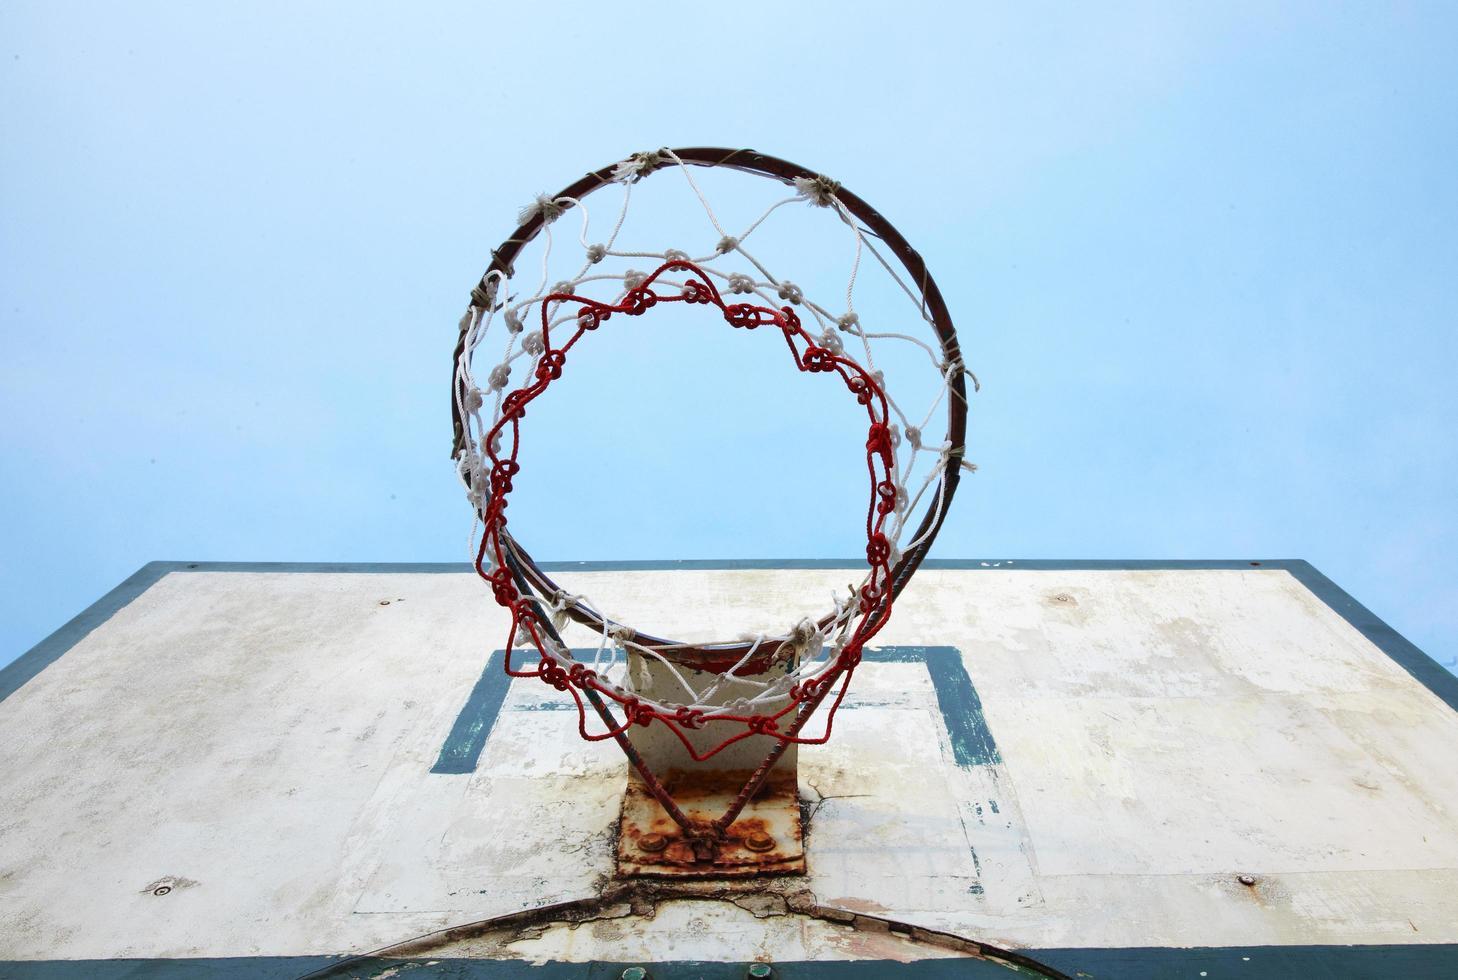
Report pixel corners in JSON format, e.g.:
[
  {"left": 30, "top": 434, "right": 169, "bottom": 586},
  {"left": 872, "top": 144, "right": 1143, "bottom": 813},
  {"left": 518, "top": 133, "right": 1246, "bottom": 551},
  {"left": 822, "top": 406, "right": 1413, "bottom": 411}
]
[{"left": 616, "top": 768, "right": 804, "bottom": 877}]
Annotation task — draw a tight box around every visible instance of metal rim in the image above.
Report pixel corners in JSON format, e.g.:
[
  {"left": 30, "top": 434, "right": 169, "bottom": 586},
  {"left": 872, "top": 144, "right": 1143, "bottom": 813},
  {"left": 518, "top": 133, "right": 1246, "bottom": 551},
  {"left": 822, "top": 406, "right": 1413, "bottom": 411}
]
[{"left": 452, "top": 147, "right": 968, "bottom": 662}]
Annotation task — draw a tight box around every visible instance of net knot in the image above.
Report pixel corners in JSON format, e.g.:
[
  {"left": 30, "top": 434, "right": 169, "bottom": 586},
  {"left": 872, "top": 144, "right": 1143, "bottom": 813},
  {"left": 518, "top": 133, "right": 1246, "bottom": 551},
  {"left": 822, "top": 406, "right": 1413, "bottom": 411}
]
[
  {"left": 586, "top": 243, "right": 608, "bottom": 263},
  {"left": 905, "top": 425, "right": 923, "bottom": 450},
  {"left": 623, "top": 269, "right": 646, "bottom": 290},
  {"left": 577, "top": 306, "right": 606, "bottom": 331},
  {"left": 488, "top": 572, "right": 517, "bottom": 605},
  {"left": 487, "top": 364, "right": 511, "bottom": 391},
  {"left": 626, "top": 700, "right": 656, "bottom": 726},
  {"left": 866, "top": 422, "right": 893, "bottom": 462},
  {"left": 875, "top": 479, "right": 898, "bottom": 515},
  {"left": 792, "top": 677, "right": 824, "bottom": 702},
  {"left": 470, "top": 278, "right": 498, "bottom": 309},
  {"left": 819, "top": 329, "right": 844, "bottom": 354},
  {"left": 542, "top": 663, "right": 570, "bottom": 691},
  {"left": 611, "top": 150, "right": 666, "bottom": 183},
  {"left": 547, "top": 589, "right": 576, "bottom": 631},
  {"left": 776, "top": 281, "right": 803, "bottom": 305},
  {"left": 503, "top": 308, "right": 524, "bottom": 334},
  {"left": 944, "top": 356, "right": 981, "bottom": 392},
  {"left": 455, "top": 447, "right": 481, "bottom": 477},
  {"left": 783, "top": 618, "right": 824, "bottom": 662},
  {"left": 837, "top": 311, "right": 859, "bottom": 330},
  {"left": 463, "top": 387, "right": 484, "bottom": 411},
  {"left": 663, "top": 248, "right": 690, "bottom": 263},
  {"left": 521, "top": 331, "right": 546, "bottom": 356},
  {"left": 716, "top": 235, "right": 739, "bottom": 254},
  {"left": 550, "top": 280, "right": 575, "bottom": 296},
  {"left": 518, "top": 194, "right": 565, "bottom": 226},
  {"left": 673, "top": 706, "right": 706, "bottom": 729},
  {"left": 792, "top": 174, "right": 841, "bottom": 206},
  {"left": 727, "top": 272, "right": 755, "bottom": 294}
]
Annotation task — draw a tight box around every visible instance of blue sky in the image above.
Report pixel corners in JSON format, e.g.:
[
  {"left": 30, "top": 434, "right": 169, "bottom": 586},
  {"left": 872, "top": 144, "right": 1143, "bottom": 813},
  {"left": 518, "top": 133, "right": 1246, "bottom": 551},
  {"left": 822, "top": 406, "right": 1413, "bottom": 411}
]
[{"left": 1, "top": 2, "right": 1454, "bottom": 676}]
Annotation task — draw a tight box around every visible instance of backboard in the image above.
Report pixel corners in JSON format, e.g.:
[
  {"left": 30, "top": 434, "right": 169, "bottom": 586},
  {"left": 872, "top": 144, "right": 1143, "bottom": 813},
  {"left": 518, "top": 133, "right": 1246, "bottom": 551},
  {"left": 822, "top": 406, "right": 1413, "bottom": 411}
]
[{"left": 2, "top": 559, "right": 1456, "bottom": 978}]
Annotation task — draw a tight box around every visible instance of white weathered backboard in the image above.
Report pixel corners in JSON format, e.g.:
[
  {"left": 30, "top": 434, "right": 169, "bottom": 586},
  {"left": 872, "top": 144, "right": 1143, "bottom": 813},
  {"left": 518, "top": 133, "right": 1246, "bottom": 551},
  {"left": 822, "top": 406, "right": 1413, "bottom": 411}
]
[{"left": 2, "top": 560, "right": 1456, "bottom": 978}]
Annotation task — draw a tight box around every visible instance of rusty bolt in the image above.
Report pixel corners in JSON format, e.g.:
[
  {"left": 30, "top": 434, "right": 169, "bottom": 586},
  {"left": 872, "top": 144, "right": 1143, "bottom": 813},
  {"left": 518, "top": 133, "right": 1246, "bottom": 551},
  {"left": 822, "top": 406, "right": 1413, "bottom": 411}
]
[
  {"left": 1238, "top": 874, "right": 1257, "bottom": 886},
  {"left": 152, "top": 885, "right": 172, "bottom": 897},
  {"left": 744, "top": 831, "right": 776, "bottom": 853},
  {"left": 637, "top": 832, "right": 668, "bottom": 854},
  {"left": 621, "top": 969, "right": 649, "bottom": 980},
  {"left": 748, "top": 965, "right": 774, "bottom": 979}
]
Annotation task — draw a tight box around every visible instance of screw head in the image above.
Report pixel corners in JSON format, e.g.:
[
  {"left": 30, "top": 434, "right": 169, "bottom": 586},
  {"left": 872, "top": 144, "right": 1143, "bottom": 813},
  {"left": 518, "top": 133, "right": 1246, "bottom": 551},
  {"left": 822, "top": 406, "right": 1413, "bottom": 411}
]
[
  {"left": 1238, "top": 874, "right": 1257, "bottom": 886},
  {"left": 621, "top": 968, "right": 649, "bottom": 980},
  {"left": 748, "top": 964, "right": 774, "bottom": 979},
  {"left": 637, "top": 832, "right": 668, "bottom": 854},
  {"left": 152, "top": 885, "right": 172, "bottom": 896},
  {"left": 744, "top": 831, "right": 775, "bottom": 853}
]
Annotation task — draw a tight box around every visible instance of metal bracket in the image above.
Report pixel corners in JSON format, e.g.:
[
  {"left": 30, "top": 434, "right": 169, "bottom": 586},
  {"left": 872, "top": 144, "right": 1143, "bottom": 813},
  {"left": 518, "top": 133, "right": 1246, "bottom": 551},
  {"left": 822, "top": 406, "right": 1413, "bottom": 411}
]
[{"left": 616, "top": 768, "right": 805, "bottom": 878}]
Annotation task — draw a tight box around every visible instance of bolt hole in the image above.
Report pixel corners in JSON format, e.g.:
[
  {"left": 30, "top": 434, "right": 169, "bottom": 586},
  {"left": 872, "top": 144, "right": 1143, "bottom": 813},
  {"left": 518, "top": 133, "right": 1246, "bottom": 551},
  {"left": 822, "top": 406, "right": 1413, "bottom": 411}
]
[
  {"left": 378, "top": 599, "right": 391, "bottom": 606},
  {"left": 153, "top": 885, "right": 172, "bottom": 896},
  {"left": 1249, "top": 561, "right": 1262, "bottom": 567}
]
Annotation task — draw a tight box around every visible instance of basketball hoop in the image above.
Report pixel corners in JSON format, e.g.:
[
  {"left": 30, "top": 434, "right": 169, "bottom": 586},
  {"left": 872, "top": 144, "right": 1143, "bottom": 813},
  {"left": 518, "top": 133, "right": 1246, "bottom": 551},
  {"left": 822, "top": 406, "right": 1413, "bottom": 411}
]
[{"left": 451, "top": 148, "right": 973, "bottom": 869}]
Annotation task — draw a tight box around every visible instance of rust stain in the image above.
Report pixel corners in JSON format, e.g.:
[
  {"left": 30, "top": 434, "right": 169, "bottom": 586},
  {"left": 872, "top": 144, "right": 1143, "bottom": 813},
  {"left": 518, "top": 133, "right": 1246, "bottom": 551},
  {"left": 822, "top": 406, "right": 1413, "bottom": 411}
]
[{"left": 617, "top": 767, "right": 804, "bottom": 877}]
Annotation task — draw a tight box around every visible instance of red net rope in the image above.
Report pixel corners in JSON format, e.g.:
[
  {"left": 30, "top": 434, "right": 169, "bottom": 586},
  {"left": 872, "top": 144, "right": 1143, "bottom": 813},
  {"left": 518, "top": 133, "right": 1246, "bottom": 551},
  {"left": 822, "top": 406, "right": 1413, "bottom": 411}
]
[{"left": 474, "top": 260, "right": 897, "bottom": 761}]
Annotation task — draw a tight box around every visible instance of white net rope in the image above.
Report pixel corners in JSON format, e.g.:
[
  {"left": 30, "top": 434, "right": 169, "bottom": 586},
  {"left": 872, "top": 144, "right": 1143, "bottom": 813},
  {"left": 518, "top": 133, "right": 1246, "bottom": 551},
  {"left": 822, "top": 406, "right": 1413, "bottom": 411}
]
[{"left": 453, "top": 149, "right": 976, "bottom": 720}]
